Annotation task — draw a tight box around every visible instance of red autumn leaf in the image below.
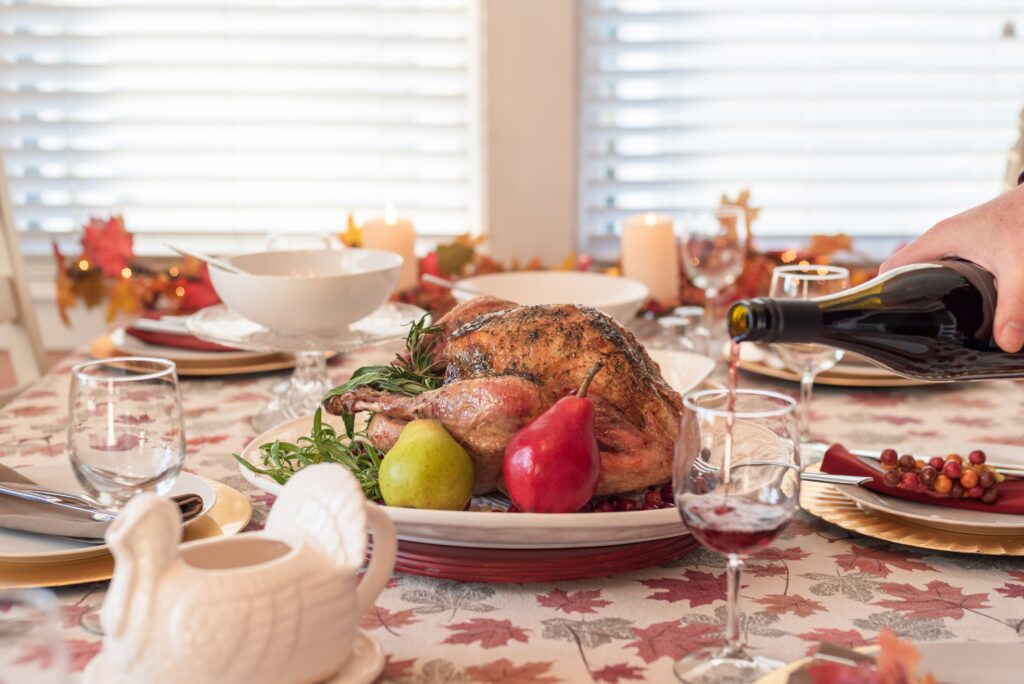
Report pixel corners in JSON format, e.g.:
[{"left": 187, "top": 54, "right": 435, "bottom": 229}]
[
  {"left": 81, "top": 215, "right": 134, "bottom": 278},
  {"left": 177, "top": 263, "right": 221, "bottom": 312},
  {"left": 536, "top": 589, "right": 611, "bottom": 614},
  {"left": 466, "top": 658, "right": 560, "bottom": 684},
  {"left": 872, "top": 415, "right": 922, "bottom": 426},
  {"left": 796, "top": 628, "right": 870, "bottom": 656},
  {"left": 750, "top": 546, "right": 810, "bottom": 562},
  {"left": 640, "top": 570, "right": 725, "bottom": 607},
  {"left": 9, "top": 405, "right": 54, "bottom": 418},
  {"left": 1008, "top": 571, "right": 1024, "bottom": 583},
  {"left": 874, "top": 580, "right": 990, "bottom": 620},
  {"left": 444, "top": 618, "right": 529, "bottom": 648},
  {"left": 627, "top": 621, "right": 723, "bottom": 663},
  {"left": 381, "top": 656, "right": 416, "bottom": 680},
  {"left": 359, "top": 606, "right": 419, "bottom": 632},
  {"left": 745, "top": 563, "right": 786, "bottom": 578},
  {"left": 186, "top": 434, "right": 230, "bottom": 449},
  {"left": 754, "top": 593, "right": 827, "bottom": 618},
  {"left": 14, "top": 643, "right": 55, "bottom": 669},
  {"left": 591, "top": 663, "right": 645, "bottom": 683},
  {"left": 66, "top": 639, "right": 102, "bottom": 672},
  {"left": 995, "top": 582, "right": 1024, "bottom": 599},
  {"left": 832, "top": 545, "right": 934, "bottom": 578}
]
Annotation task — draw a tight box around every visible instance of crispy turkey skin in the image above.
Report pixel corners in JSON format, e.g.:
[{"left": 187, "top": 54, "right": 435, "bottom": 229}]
[{"left": 324, "top": 298, "right": 682, "bottom": 496}]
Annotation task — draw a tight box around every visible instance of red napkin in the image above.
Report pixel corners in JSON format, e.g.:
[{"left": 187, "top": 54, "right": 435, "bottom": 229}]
[
  {"left": 126, "top": 313, "right": 237, "bottom": 353},
  {"left": 822, "top": 443, "right": 1024, "bottom": 515}
]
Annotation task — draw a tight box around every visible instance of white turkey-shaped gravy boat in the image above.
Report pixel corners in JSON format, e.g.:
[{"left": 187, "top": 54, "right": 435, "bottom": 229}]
[{"left": 85, "top": 463, "right": 397, "bottom": 684}]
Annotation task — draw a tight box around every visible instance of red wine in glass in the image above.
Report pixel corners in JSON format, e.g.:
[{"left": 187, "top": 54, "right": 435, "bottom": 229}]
[{"left": 678, "top": 494, "right": 792, "bottom": 555}]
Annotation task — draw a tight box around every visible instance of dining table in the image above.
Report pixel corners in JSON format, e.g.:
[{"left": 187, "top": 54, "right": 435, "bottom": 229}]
[{"left": 3, "top": 342, "right": 1024, "bottom": 683}]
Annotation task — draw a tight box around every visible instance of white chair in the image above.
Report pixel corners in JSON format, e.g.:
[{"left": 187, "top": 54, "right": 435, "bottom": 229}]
[{"left": 0, "top": 154, "right": 49, "bottom": 404}]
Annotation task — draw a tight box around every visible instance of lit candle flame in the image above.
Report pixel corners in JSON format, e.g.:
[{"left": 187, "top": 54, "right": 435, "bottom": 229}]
[
  {"left": 643, "top": 212, "right": 658, "bottom": 226},
  {"left": 384, "top": 205, "right": 398, "bottom": 226}
]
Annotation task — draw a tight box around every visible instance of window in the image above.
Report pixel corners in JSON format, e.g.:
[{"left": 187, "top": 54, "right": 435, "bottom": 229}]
[
  {"left": 579, "top": 0, "right": 1024, "bottom": 248},
  {"left": 1, "top": 0, "right": 479, "bottom": 255}
]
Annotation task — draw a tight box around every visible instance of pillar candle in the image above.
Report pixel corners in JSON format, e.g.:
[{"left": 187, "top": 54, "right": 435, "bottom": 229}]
[
  {"left": 361, "top": 207, "right": 417, "bottom": 293},
  {"left": 621, "top": 212, "right": 680, "bottom": 303}
]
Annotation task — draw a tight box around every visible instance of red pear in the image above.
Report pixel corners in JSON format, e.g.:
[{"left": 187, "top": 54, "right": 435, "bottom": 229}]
[{"left": 503, "top": 362, "right": 603, "bottom": 513}]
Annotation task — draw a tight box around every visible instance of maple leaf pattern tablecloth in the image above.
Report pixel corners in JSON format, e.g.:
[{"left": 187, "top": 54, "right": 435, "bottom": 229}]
[{"left": 2, "top": 348, "right": 1024, "bottom": 683}]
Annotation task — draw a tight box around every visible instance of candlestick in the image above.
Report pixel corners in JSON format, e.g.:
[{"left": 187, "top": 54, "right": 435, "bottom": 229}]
[
  {"left": 362, "top": 207, "right": 417, "bottom": 293},
  {"left": 621, "top": 212, "right": 680, "bottom": 303}
]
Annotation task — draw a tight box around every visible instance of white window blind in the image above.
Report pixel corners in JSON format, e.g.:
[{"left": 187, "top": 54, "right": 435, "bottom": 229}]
[
  {"left": 1, "top": 0, "right": 478, "bottom": 254},
  {"left": 580, "top": 0, "right": 1024, "bottom": 247}
]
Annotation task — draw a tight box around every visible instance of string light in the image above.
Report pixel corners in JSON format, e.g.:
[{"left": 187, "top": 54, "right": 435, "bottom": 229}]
[
  {"left": 120, "top": 267, "right": 132, "bottom": 278},
  {"left": 781, "top": 250, "right": 797, "bottom": 263},
  {"left": 78, "top": 259, "right": 89, "bottom": 271},
  {"left": 169, "top": 267, "right": 180, "bottom": 277},
  {"left": 174, "top": 286, "right": 185, "bottom": 297}
]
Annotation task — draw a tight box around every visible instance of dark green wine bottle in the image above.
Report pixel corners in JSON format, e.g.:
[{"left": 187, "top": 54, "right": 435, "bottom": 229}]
[{"left": 727, "top": 259, "right": 1024, "bottom": 381}]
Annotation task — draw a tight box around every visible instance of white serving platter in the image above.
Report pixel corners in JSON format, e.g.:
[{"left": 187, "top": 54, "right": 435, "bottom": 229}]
[
  {"left": 0, "top": 464, "right": 217, "bottom": 563},
  {"left": 237, "top": 348, "right": 715, "bottom": 549}
]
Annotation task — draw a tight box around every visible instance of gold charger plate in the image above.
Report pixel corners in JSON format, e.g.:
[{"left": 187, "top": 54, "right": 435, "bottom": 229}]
[
  {"left": 800, "top": 478, "right": 1024, "bottom": 555},
  {"left": 0, "top": 479, "right": 252, "bottom": 589},
  {"left": 91, "top": 334, "right": 295, "bottom": 376}
]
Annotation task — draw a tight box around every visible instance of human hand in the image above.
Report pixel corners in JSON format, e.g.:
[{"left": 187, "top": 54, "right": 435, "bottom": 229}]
[{"left": 880, "top": 186, "right": 1024, "bottom": 353}]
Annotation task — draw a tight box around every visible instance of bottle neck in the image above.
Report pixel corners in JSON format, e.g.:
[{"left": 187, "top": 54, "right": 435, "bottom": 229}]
[{"left": 728, "top": 297, "right": 824, "bottom": 344}]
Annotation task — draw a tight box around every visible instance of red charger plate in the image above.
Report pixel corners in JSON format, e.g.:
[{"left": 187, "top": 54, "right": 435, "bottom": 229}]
[{"left": 379, "top": 535, "right": 700, "bottom": 583}]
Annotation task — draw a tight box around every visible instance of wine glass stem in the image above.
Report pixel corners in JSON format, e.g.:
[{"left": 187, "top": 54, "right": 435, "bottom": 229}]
[
  {"left": 724, "top": 553, "right": 743, "bottom": 657},
  {"left": 798, "top": 371, "right": 814, "bottom": 439},
  {"left": 704, "top": 288, "right": 719, "bottom": 351}
]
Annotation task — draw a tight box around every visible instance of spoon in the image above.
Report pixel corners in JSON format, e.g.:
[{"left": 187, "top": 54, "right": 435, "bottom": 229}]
[
  {"left": 421, "top": 273, "right": 486, "bottom": 297},
  {"left": 165, "top": 244, "right": 247, "bottom": 275}
]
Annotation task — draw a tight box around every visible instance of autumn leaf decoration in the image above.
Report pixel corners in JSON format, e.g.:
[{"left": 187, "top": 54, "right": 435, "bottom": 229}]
[{"left": 81, "top": 215, "right": 133, "bottom": 278}]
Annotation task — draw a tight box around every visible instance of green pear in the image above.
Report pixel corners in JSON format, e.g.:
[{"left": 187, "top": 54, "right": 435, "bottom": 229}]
[{"left": 379, "top": 419, "right": 474, "bottom": 510}]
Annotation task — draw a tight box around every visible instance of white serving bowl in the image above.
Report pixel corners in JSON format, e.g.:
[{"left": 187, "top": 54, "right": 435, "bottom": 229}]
[
  {"left": 453, "top": 271, "right": 649, "bottom": 322},
  {"left": 208, "top": 248, "right": 402, "bottom": 334}
]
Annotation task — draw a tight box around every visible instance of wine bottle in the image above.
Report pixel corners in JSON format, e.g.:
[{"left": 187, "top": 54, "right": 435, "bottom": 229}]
[{"left": 727, "top": 259, "right": 1024, "bottom": 381}]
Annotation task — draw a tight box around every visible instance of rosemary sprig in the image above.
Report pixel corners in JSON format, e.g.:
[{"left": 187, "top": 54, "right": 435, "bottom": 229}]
[
  {"left": 234, "top": 407, "right": 385, "bottom": 500},
  {"left": 323, "top": 314, "right": 445, "bottom": 401}
]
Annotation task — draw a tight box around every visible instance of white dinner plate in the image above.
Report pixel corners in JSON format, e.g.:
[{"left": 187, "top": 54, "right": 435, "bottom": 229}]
[
  {"left": 237, "top": 348, "right": 714, "bottom": 549},
  {"left": 830, "top": 441, "right": 1024, "bottom": 532},
  {"left": 0, "top": 464, "right": 218, "bottom": 563},
  {"left": 109, "top": 326, "right": 273, "bottom": 364},
  {"left": 757, "top": 642, "right": 1024, "bottom": 684}
]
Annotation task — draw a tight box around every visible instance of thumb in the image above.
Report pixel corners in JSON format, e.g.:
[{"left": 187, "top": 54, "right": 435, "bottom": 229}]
[{"left": 993, "top": 267, "right": 1024, "bottom": 353}]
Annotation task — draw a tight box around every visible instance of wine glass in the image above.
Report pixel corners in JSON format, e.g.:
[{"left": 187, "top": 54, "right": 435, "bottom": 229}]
[
  {"left": 68, "top": 357, "right": 186, "bottom": 632},
  {"left": 673, "top": 389, "right": 800, "bottom": 683},
  {"left": 769, "top": 265, "right": 850, "bottom": 442},
  {"left": 681, "top": 207, "right": 747, "bottom": 356},
  {"left": 0, "top": 589, "right": 69, "bottom": 683}
]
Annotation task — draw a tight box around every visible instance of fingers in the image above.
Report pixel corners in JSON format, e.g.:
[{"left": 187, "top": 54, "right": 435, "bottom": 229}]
[
  {"left": 993, "top": 267, "right": 1024, "bottom": 353},
  {"left": 879, "top": 222, "right": 958, "bottom": 274}
]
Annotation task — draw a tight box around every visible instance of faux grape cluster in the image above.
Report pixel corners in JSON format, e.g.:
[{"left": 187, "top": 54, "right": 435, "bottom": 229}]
[{"left": 879, "top": 448, "right": 1003, "bottom": 504}]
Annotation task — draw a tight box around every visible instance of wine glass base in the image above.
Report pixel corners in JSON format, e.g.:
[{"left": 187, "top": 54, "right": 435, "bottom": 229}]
[
  {"left": 674, "top": 648, "right": 783, "bottom": 684},
  {"left": 79, "top": 607, "right": 104, "bottom": 636}
]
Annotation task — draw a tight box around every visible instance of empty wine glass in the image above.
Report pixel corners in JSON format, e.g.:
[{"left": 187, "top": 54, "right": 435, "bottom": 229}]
[
  {"left": 681, "top": 208, "right": 747, "bottom": 355},
  {"left": 769, "top": 265, "right": 850, "bottom": 441},
  {"left": 0, "top": 589, "right": 69, "bottom": 683},
  {"left": 673, "top": 389, "right": 800, "bottom": 683},
  {"left": 68, "top": 356, "right": 186, "bottom": 633}
]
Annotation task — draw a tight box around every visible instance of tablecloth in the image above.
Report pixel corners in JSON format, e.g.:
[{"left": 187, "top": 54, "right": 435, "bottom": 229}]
[{"left": 2, "top": 347, "right": 1023, "bottom": 683}]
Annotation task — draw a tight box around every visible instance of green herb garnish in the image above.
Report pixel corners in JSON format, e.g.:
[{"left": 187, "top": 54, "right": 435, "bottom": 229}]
[{"left": 234, "top": 407, "right": 385, "bottom": 500}]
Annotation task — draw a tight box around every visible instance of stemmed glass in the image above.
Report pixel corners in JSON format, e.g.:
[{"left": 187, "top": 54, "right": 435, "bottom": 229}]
[
  {"left": 769, "top": 265, "right": 850, "bottom": 441},
  {"left": 681, "top": 207, "right": 747, "bottom": 356},
  {"left": 673, "top": 389, "right": 800, "bottom": 683},
  {"left": 67, "top": 357, "right": 186, "bottom": 632}
]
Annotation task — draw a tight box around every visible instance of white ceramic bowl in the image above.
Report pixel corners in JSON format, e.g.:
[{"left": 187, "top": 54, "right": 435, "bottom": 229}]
[
  {"left": 209, "top": 249, "right": 402, "bottom": 334},
  {"left": 453, "top": 271, "right": 649, "bottom": 322}
]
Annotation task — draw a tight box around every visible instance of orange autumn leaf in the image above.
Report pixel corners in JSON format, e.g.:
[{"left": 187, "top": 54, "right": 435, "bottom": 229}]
[
  {"left": 338, "top": 212, "right": 362, "bottom": 247},
  {"left": 875, "top": 629, "right": 938, "bottom": 684},
  {"left": 105, "top": 277, "right": 142, "bottom": 323}
]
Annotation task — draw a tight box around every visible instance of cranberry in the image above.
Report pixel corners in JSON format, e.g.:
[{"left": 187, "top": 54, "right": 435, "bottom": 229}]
[
  {"left": 898, "top": 454, "right": 916, "bottom": 471},
  {"left": 900, "top": 472, "right": 919, "bottom": 489},
  {"left": 919, "top": 466, "right": 937, "bottom": 487},
  {"left": 950, "top": 482, "right": 966, "bottom": 499},
  {"left": 618, "top": 498, "right": 638, "bottom": 512},
  {"left": 942, "top": 460, "right": 962, "bottom": 480},
  {"left": 644, "top": 490, "right": 662, "bottom": 507},
  {"left": 880, "top": 448, "right": 898, "bottom": 467},
  {"left": 593, "top": 499, "right": 615, "bottom": 513},
  {"left": 982, "top": 487, "right": 999, "bottom": 504},
  {"left": 969, "top": 450, "right": 987, "bottom": 465},
  {"left": 882, "top": 470, "right": 900, "bottom": 487},
  {"left": 979, "top": 471, "right": 997, "bottom": 489},
  {"left": 928, "top": 456, "right": 945, "bottom": 470},
  {"left": 966, "top": 486, "right": 984, "bottom": 499},
  {"left": 659, "top": 483, "right": 674, "bottom": 502}
]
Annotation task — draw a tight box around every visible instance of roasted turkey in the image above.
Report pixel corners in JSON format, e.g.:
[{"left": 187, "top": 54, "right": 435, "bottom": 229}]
[{"left": 324, "top": 297, "right": 682, "bottom": 496}]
